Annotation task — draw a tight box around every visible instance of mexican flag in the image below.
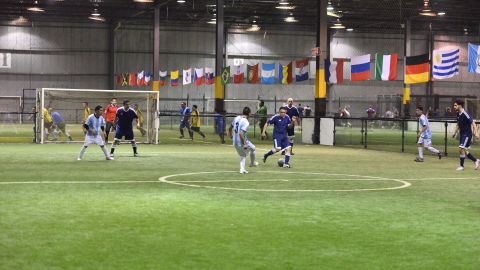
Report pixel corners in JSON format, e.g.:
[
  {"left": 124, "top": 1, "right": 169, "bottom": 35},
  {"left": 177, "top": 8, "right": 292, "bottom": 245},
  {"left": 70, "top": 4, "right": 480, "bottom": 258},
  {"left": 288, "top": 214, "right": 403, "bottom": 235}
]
[{"left": 375, "top": 53, "right": 398, "bottom": 81}]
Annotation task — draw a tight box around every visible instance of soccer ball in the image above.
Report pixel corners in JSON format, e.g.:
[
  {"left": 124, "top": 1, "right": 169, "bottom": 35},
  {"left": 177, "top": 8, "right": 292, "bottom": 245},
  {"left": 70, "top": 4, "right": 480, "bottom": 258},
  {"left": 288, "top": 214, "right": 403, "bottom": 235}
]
[{"left": 277, "top": 158, "right": 285, "bottom": 167}]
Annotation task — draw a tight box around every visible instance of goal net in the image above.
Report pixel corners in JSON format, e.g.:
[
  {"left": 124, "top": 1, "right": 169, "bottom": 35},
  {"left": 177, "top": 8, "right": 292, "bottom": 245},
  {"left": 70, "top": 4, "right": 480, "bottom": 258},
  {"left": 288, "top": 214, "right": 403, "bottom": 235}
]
[
  {"left": 204, "top": 99, "right": 260, "bottom": 126},
  {"left": 36, "top": 88, "right": 159, "bottom": 144}
]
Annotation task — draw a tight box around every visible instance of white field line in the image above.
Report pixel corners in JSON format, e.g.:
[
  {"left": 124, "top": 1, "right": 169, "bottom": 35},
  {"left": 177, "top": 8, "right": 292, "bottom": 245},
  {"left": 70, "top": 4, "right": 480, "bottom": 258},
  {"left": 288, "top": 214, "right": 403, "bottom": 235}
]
[
  {"left": 0, "top": 180, "right": 159, "bottom": 185},
  {"left": 175, "top": 178, "right": 393, "bottom": 183}
]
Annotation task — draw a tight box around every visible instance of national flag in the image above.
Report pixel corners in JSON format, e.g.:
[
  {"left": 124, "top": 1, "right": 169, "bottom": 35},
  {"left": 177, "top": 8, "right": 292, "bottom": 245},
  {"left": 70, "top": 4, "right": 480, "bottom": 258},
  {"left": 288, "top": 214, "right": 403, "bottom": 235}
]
[
  {"left": 136, "top": 70, "right": 145, "bottom": 86},
  {"left": 325, "top": 59, "right": 344, "bottom": 84},
  {"left": 295, "top": 58, "right": 309, "bottom": 82},
  {"left": 159, "top": 70, "right": 168, "bottom": 86},
  {"left": 183, "top": 68, "right": 191, "bottom": 85},
  {"left": 468, "top": 43, "right": 480, "bottom": 73},
  {"left": 194, "top": 68, "right": 204, "bottom": 86},
  {"left": 233, "top": 65, "right": 244, "bottom": 84},
  {"left": 205, "top": 67, "right": 214, "bottom": 85},
  {"left": 129, "top": 72, "right": 136, "bottom": 86},
  {"left": 247, "top": 64, "right": 259, "bottom": 84},
  {"left": 144, "top": 71, "right": 151, "bottom": 86},
  {"left": 171, "top": 70, "right": 179, "bottom": 86},
  {"left": 121, "top": 73, "right": 128, "bottom": 86},
  {"left": 221, "top": 66, "right": 231, "bottom": 85},
  {"left": 432, "top": 48, "right": 459, "bottom": 80},
  {"left": 405, "top": 54, "right": 430, "bottom": 84},
  {"left": 115, "top": 74, "right": 123, "bottom": 86},
  {"left": 375, "top": 53, "right": 398, "bottom": 81},
  {"left": 278, "top": 62, "right": 293, "bottom": 85},
  {"left": 351, "top": 54, "right": 371, "bottom": 81},
  {"left": 261, "top": 63, "right": 275, "bottom": 84}
]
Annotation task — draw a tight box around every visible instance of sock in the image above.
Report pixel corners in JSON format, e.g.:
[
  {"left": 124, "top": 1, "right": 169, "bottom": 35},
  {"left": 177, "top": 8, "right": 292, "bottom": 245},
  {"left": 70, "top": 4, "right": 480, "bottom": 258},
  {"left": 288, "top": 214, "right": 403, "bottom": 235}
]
[
  {"left": 250, "top": 150, "right": 256, "bottom": 165},
  {"left": 132, "top": 142, "right": 137, "bottom": 154},
  {"left": 290, "top": 142, "right": 294, "bottom": 152},
  {"left": 110, "top": 142, "right": 116, "bottom": 154},
  {"left": 265, "top": 150, "right": 275, "bottom": 158},
  {"left": 418, "top": 147, "right": 424, "bottom": 159},
  {"left": 466, "top": 153, "right": 477, "bottom": 162},
  {"left": 285, "top": 153, "right": 291, "bottom": 164},
  {"left": 179, "top": 128, "right": 184, "bottom": 137},
  {"left": 240, "top": 156, "right": 246, "bottom": 171},
  {"left": 460, "top": 155, "right": 466, "bottom": 167},
  {"left": 100, "top": 145, "right": 109, "bottom": 157},
  {"left": 79, "top": 146, "right": 88, "bottom": 159},
  {"left": 105, "top": 133, "right": 109, "bottom": 142},
  {"left": 427, "top": 146, "right": 439, "bottom": 154}
]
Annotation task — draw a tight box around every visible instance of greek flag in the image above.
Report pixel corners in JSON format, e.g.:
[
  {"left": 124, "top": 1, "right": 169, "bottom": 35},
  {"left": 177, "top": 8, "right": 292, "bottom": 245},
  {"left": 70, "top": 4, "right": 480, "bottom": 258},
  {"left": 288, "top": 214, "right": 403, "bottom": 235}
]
[{"left": 432, "top": 48, "right": 459, "bottom": 79}]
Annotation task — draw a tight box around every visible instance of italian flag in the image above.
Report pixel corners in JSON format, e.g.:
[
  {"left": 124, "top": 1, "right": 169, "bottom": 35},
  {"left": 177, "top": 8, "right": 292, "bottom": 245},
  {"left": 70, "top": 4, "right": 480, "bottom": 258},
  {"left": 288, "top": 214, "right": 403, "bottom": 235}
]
[{"left": 375, "top": 53, "right": 398, "bottom": 81}]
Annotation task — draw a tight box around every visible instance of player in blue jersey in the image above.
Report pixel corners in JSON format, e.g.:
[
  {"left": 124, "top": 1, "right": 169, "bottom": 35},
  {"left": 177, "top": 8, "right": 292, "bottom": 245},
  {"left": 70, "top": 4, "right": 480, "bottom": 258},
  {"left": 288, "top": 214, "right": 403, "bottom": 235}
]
[
  {"left": 77, "top": 106, "right": 113, "bottom": 160},
  {"left": 262, "top": 107, "right": 296, "bottom": 168},
  {"left": 414, "top": 106, "right": 442, "bottom": 162},
  {"left": 228, "top": 107, "right": 258, "bottom": 174},
  {"left": 110, "top": 100, "right": 139, "bottom": 157},
  {"left": 179, "top": 102, "right": 193, "bottom": 140},
  {"left": 214, "top": 108, "right": 226, "bottom": 144},
  {"left": 50, "top": 108, "right": 73, "bottom": 141},
  {"left": 452, "top": 99, "right": 480, "bottom": 170},
  {"left": 282, "top": 98, "right": 300, "bottom": 155}
]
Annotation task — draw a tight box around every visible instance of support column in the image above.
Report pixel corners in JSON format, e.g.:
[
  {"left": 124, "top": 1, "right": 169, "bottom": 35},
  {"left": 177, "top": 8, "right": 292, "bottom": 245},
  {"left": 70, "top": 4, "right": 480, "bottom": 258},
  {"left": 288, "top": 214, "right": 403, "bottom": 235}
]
[
  {"left": 214, "top": 0, "right": 225, "bottom": 113},
  {"left": 313, "top": 0, "right": 328, "bottom": 144},
  {"left": 403, "top": 19, "right": 411, "bottom": 118},
  {"left": 427, "top": 23, "right": 434, "bottom": 111},
  {"left": 108, "top": 22, "right": 115, "bottom": 90},
  {"left": 153, "top": 7, "right": 160, "bottom": 83}
]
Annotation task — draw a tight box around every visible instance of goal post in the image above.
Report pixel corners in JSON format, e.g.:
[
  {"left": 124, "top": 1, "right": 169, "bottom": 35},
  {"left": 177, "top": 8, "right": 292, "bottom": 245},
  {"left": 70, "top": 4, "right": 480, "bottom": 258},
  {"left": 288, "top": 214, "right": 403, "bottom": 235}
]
[{"left": 36, "top": 88, "right": 160, "bottom": 144}]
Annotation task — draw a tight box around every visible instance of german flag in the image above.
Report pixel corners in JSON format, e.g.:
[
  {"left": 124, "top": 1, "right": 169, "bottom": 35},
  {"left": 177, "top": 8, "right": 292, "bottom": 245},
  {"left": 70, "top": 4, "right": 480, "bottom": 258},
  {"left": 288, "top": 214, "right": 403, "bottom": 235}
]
[{"left": 405, "top": 54, "right": 430, "bottom": 84}]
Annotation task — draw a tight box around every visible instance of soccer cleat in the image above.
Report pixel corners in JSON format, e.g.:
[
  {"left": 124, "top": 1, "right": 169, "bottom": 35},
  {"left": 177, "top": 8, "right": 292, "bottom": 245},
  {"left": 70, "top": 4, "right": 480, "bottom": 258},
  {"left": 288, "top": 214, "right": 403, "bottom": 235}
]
[
  {"left": 438, "top": 152, "right": 442, "bottom": 159},
  {"left": 110, "top": 153, "right": 114, "bottom": 157},
  {"left": 240, "top": 169, "right": 248, "bottom": 174},
  {"left": 179, "top": 135, "right": 184, "bottom": 139},
  {"left": 263, "top": 154, "right": 268, "bottom": 163},
  {"left": 414, "top": 157, "right": 424, "bottom": 162},
  {"left": 283, "top": 163, "right": 290, "bottom": 168},
  {"left": 134, "top": 153, "right": 138, "bottom": 157},
  {"left": 106, "top": 157, "right": 114, "bottom": 160},
  {"left": 475, "top": 159, "right": 480, "bottom": 170},
  {"left": 456, "top": 166, "right": 465, "bottom": 171},
  {"left": 249, "top": 161, "right": 259, "bottom": 167},
  {"left": 77, "top": 157, "right": 82, "bottom": 161}
]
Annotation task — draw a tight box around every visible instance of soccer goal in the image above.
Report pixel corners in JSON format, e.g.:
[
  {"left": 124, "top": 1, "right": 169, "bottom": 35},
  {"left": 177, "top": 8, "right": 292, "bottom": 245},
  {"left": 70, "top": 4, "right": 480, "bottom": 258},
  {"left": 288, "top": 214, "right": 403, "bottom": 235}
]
[{"left": 36, "top": 88, "right": 160, "bottom": 144}]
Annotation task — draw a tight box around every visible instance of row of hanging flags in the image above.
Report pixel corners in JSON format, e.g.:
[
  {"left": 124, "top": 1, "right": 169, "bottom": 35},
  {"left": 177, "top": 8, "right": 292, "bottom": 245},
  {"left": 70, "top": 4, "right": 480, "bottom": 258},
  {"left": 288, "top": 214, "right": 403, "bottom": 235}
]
[{"left": 115, "top": 43, "right": 480, "bottom": 87}]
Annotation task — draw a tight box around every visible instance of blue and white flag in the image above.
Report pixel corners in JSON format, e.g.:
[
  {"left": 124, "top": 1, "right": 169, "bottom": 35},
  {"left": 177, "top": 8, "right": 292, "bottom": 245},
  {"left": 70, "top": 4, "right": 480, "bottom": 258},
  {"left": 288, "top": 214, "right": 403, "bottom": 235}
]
[
  {"left": 468, "top": 43, "right": 480, "bottom": 74},
  {"left": 261, "top": 63, "right": 275, "bottom": 84},
  {"left": 432, "top": 48, "right": 459, "bottom": 79}
]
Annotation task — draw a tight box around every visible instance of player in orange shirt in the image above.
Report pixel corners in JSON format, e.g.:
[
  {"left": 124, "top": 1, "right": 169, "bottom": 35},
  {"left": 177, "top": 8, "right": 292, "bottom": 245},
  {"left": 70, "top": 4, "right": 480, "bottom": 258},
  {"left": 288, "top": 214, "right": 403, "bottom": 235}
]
[{"left": 103, "top": 98, "right": 118, "bottom": 143}]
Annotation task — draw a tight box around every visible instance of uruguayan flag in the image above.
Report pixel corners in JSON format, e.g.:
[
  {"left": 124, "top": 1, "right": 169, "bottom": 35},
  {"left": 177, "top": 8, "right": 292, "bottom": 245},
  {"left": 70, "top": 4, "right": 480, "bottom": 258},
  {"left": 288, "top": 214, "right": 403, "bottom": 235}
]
[
  {"left": 468, "top": 43, "right": 480, "bottom": 74},
  {"left": 432, "top": 48, "right": 459, "bottom": 79}
]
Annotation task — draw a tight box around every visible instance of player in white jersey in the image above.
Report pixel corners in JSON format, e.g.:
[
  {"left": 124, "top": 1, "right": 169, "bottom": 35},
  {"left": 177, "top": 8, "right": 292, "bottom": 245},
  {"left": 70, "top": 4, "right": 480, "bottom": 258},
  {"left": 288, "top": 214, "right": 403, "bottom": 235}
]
[
  {"left": 77, "top": 105, "right": 113, "bottom": 161},
  {"left": 415, "top": 106, "right": 442, "bottom": 162},
  {"left": 228, "top": 107, "right": 258, "bottom": 174}
]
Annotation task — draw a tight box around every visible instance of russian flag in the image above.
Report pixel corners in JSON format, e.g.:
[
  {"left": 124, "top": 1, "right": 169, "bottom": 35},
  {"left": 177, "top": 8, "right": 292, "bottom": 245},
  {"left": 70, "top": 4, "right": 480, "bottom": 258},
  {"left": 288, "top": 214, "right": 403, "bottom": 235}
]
[
  {"left": 295, "top": 58, "right": 309, "bottom": 82},
  {"left": 325, "top": 59, "right": 344, "bottom": 84},
  {"left": 205, "top": 67, "right": 214, "bottom": 85},
  {"left": 194, "top": 68, "right": 204, "bottom": 86},
  {"left": 351, "top": 54, "right": 371, "bottom": 81}
]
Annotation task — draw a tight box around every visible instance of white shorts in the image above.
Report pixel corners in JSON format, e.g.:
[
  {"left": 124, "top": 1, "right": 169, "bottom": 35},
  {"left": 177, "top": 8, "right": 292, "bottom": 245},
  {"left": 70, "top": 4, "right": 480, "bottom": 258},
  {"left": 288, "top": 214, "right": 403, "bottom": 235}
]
[
  {"left": 417, "top": 137, "right": 431, "bottom": 147},
  {"left": 234, "top": 140, "right": 256, "bottom": 157},
  {"left": 83, "top": 135, "right": 105, "bottom": 146}
]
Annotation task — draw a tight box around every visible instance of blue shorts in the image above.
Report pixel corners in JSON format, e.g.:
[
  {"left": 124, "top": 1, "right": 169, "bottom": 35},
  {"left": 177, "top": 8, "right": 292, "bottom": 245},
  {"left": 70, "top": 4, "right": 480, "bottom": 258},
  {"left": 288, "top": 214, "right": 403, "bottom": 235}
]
[
  {"left": 216, "top": 121, "right": 224, "bottom": 135},
  {"left": 115, "top": 128, "right": 134, "bottom": 141},
  {"left": 180, "top": 121, "right": 190, "bottom": 129},
  {"left": 273, "top": 136, "right": 290, "bottom": 150},
  {"left": 287, "top": 127, "right": 295, "bottom": 137},
  {"left": 459, "top": 134, "right": 472, "bottom": 149}
]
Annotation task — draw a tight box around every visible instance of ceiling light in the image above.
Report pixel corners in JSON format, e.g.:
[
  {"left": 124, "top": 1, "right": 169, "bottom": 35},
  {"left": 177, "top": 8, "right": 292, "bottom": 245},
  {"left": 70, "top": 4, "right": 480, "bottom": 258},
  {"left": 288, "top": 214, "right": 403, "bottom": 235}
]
[
  {"left": 89, "top": 16, "right": 106, "bottom": 22},
  {"left": 346, "top": 28, "right": 354, "bottom": 32},
  {"left": 327, "top": 6, "right": 334, "bottom": 11},
  {"left": 275, "top": 5, "right": 296, "bottom": 10},
  {"left": 284, "top": 17, "right": 298, "bottom": 23},
  {"left": 437, "top": 11, "right": 445, "bottom": 16},
  {"left": 27, "top": 1, "right": 45, "bottom": 12},
  {"left": 91, "top": 9, "right": 101, "bottom": 16},
  {"left": 327, "top": 11, "right": 341, "bottom": 18},
  {"left": 330, "top": 25, "right": 346, "bottom": 29},
  {"left": 278, "top": 1, "right": 290, "bottom": 5},
  {"left": 207, "top": 21, "right": 216, "bottom": 24},
  {"left": 133, "top": 0, "right": 154, "bottom": 2},
  {"left": 419, "top": 10, "right": 437, "bottom": 16},
  {"left": 12, "top": 16, "right": 29, "bottom": 25},
  {"left": 246, "top": 24, "right": 261, "bottom": 32},
  {"left": 177, "top": 0, "right": 186, "bottom": 3}
]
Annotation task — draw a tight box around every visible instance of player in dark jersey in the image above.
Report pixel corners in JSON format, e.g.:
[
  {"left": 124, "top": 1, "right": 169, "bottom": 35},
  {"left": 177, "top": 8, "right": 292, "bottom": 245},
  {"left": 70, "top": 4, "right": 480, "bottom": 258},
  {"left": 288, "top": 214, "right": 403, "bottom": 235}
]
[
  {"left": 262, "top": 107, "right": 296, "bottom": 168},
  {"left": 283, "top": 98, "right": 300, "bottom": 155},
  {"left": 110, "top": 100, "right": 139, "bottom": 157},
  {"left": 452, "top": 99, "right": 480, "bottom": 171}
]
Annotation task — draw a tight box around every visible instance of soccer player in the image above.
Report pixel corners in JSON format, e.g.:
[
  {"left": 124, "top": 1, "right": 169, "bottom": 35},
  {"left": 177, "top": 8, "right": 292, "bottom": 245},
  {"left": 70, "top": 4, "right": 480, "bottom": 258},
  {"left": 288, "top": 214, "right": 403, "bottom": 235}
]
[
  {"left": 82, "top": 102, "right": 91, "bottom": 134},
  {"left": 262, "top": 107, "right": 296, "bottom": 168},
  {"left": 228, "top": 107, "right": 258, "bottom": 174},
  {"left": 190, "top": 105, "right": 206, "bottom": 140},
  {"left": 283, "top": 98, "right": 300, "bottom": 155},
  {"left": 414, "top": 106, "right": 442, "bottom": 162},
  {"left": 78, "top": 106, "right": 113, "bottom": 161},
  {"left": 110, "top": 100, "right": 140, "bottom": 157},
  {"left": 452, "top": 99, "right": 480, "bottom": 171},
  {"left": 256, "top": 100, "right": 268, "bottom": 140},
  {"left": 214, "top": 108, "right": 226, "bottom": 144},
  {"left": 50, "top": 108, "right": 73, "bottom": 141},
  {"left": 179, "top": 102, "right": 193, "bottom": 140},
  {"left": 103, "top": 98, "right": 118, "bottom": 143},
  {"left": 133, "top": 104, "right": 147, "bottom": 136},
  {"left": 42, "top": 106, "right": 53, "bottom": 140}
]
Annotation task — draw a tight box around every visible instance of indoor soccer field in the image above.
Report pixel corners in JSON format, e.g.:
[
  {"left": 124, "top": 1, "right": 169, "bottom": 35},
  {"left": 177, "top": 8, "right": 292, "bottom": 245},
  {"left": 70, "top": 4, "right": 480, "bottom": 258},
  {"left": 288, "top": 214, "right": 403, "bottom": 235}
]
[{"left": 1, "top": 141, "right": 480, "bottom": 269}]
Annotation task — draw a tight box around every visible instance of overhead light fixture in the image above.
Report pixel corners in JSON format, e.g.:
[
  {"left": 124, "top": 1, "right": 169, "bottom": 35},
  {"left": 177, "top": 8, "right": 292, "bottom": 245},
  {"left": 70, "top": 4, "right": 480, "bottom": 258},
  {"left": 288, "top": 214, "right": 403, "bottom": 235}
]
[
  {"left": 419, "top": 10, "right": 437, "bottom": 16},
  {"left": 284, "top": 17, "right": 298, "bottom": 23},
  {"left": 12, "top": 16, "right": 29, "bottom": 25},
  {"left": 278, "top": 1, "right": 290, "bottom": 5},
  {"left": 27, "top": 1, "right": 45, "bottom": 12},
  {"left": 207, "top": 21, "right": 216, "bottom": 24},
  {"left": 91, "top": 9, "right": 101, "bottom": 16},
  {"left": 133, "top": 0, "right": 154, "bottom": 2},
  {"left": 437, "top": 11, "right": 445, "bottom": 16},
  {"left": 327, "top": 11, "right": 341, "bottom": 18},
  {"left": 177, "top": 0, "right": 186, "bottom": 3},
  {"left": 275, "top": 5, "right": 295, "bottom": 10},
  {"left": 246, "top": 24, "right": 261, "bottom": 32},
  {"left": 330, "top": 19, "right": 345, "bottom": 29},
  {"left": 346, "top": 28, "right": 354, "bottom": 32},
  {"left": 89, "top": 16, "right": 106, "bottom": 22}
]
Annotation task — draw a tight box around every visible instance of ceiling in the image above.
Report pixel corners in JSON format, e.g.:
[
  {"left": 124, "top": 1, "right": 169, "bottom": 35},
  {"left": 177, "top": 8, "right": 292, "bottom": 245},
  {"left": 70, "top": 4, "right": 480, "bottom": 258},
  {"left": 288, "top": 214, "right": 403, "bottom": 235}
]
[{"left": 1, "top": 0, "right": 479, "bottom": 35}]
